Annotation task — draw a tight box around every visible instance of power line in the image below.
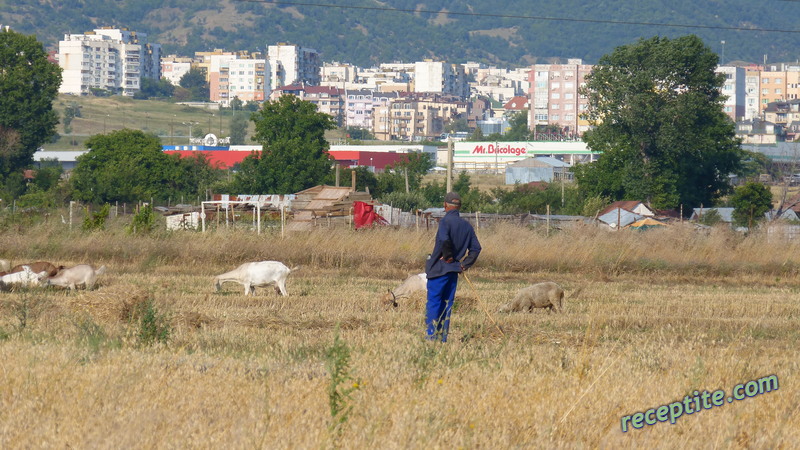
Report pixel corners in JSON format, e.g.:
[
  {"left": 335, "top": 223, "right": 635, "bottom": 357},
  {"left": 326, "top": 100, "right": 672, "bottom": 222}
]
[{"left": 234, "top": 0, "right": 800, "bottom": 34}]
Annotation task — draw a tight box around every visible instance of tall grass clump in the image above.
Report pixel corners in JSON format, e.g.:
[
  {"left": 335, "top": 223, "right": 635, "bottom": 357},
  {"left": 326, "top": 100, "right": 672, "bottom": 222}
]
[{"left": 325, "top": 326, "right": 361, "bottom": 435}]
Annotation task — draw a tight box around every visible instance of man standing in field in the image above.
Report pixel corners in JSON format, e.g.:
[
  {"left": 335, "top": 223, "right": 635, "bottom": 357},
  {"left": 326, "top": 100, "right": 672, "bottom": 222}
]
[{"left": 424, "top": 191, "right": 482, "bottom": 342}]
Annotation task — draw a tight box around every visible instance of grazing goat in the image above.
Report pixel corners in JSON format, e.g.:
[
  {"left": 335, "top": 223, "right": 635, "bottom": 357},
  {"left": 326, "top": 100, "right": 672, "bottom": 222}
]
[
  {"left": 214, "top": 261, "right": 298, "bottom": 296},
  {"left": 498, "top": 282, "right": 566, "bottom": 313},
  {"left": 0, "top": 266, "right": 49, "bottom": 289},
  {"left": 0, "top": 259, "right": 10, "bottom": 272},
  {"left": 45, "top": 264, "right": 106, "bottom": 290},
  {"left": 381, "top": 273, "right": 427, "bottom": 308},
  {"left": 7, "top": 261, "right": 62, "bottom": 278}
]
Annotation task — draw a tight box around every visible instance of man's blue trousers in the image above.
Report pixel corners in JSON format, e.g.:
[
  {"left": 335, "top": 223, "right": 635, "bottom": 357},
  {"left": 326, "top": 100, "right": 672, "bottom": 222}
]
[{"left": 425, "top": 272, "right": 459, "bottom": 342}]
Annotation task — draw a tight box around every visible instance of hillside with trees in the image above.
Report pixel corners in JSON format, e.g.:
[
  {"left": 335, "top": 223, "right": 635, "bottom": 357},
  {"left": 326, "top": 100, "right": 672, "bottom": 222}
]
[{"left": 4, "top": 0, "right": 800, "bottom": 66}]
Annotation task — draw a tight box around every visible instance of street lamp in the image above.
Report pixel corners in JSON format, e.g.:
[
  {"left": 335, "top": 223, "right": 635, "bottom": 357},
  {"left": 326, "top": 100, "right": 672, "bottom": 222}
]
[{"left": 182, "top": 121, "right": 198, "bottom": 144}]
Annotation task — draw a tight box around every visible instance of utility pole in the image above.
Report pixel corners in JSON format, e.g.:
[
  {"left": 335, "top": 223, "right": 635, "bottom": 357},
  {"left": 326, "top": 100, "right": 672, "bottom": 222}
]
[{"left": 446, "top": 136, "right": 453, "bottom": 193}]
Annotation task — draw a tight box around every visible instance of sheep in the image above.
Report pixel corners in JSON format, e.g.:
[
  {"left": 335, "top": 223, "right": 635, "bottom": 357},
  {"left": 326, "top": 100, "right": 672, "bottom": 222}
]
[
  {"left": 214, "top": 261, "right": 298, "bottom": 296},
  {"left": 45, "top": 264, "right": 106, "bottom": 290},
  {"left": 381, "top": 272, "right": 427, "bottom": 308},
  {"left": 498, "top": 281, "right": 566, "bottom": 313},
  {"left": 0, "top": 266, "right": 49, "bottom": 289}
]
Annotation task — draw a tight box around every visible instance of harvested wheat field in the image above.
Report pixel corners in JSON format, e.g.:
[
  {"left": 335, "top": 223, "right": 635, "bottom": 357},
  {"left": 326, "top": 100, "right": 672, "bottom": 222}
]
[{"left": 0, "top": 221, "right": 799, "bottom": 448}]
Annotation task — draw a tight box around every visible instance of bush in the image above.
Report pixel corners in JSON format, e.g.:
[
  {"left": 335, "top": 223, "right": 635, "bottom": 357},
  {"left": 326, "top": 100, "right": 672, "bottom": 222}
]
[
  {"left": 127, "top": 203, "right": 156, "bottom": 234},
  {"left": 82, "top": 204, "right": 110, "bottom": 231}
]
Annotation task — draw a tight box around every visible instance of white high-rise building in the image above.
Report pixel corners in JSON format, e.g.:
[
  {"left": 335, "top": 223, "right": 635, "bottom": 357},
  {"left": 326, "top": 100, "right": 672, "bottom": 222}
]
[
  {"left": 414, "top": 60, "right": 468, "bottom": 98},
  {"left": 58, "top": 27, "right": 161, "bottom": 96},
  {"left": 267, "top": 43, "right": 321, "bottom": 90}
]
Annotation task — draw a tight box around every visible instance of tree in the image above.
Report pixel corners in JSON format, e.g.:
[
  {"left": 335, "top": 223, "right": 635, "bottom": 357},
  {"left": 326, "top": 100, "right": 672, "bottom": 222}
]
[
  {"left": 229, "top": 112, "right": 248, "bottom": 145},
  {"left": 232, "top": 96, "right": 336, "bottom": 194},
  {"left": 71, "top": 130, "right": 180, "bottom": 203},
  {"left": 504, "top": 110, "right": 530, "bottom": 141},
  {"left": 575, "top": 35, "right": 743, "bottom": 211},
  {"left": 731, "top": 182, "right": 773, "bottom": 229},
  {"left": 0, "top": 29, "right": 62, "bottom": 181},
  {"left": 179, "top": 68, "right": 209, "bottom": 102},
  {"left": 135, "top": 77, "right": 175, "bottom": 99}
]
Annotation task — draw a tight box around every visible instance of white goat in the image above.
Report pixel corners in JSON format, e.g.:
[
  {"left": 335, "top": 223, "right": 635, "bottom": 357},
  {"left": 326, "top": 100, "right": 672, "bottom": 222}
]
[
  {"left": 214, "top": 261, "right": 298, "bottom": 296},
  {"left": 0, "top": 266, "right": 49, "bottom": 289},
  {"left": 45, "top": 264, "right": 106, "bottom": 290},
  {"left": 381, "top": 272, "right": 427, "bottom": 308}
]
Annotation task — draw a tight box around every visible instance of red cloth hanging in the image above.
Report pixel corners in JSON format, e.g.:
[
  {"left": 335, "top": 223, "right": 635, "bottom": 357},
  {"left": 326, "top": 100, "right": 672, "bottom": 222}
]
[{"left": 353, "top": 201, "right": 388, "bottom": 229}]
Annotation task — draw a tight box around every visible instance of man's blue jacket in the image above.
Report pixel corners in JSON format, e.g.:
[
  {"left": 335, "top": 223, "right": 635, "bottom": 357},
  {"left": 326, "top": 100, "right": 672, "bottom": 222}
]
[{"left": 425, "top": 209, "right": 482, "bottom": 279}]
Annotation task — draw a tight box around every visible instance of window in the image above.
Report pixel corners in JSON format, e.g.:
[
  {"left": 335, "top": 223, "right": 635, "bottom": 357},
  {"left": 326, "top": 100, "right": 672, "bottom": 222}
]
[
  {"left": 535, "top": 114, "right": 548, "bottom": 121},
  {"left": 776, "top": 78, "right": 783, "bottom": 84},
  {"left": 565, "top": 104, "right": 574, "bottom": 110},
  {"left": 762, "top": 88, "right": 769, "bottom": 95},
  {"left": 565, "top": 114, "right": 575, "bottom": 121},
  {"left": 551, "top": 104, "right": 560, "bottom": 110},
  {"left": 776, "top": 88, "right": 783, "bottom": 94},
  {"left": 552, "top": 93, "right": 561, "bottom": 99},
  {"left": 565, "top": 93, "right": 574, "bottom": 99},
  {"left": 565, "top": 82, "right": 574, "bottom": 89},
  {"left": 551, "top": 82, "right": 560, "bottom": 89},
  {"left": 551, "top": 114, "right": 560, "bottom": 120},
  {"left": 763, "top": 78, "right": 770, "bottom": 84}
]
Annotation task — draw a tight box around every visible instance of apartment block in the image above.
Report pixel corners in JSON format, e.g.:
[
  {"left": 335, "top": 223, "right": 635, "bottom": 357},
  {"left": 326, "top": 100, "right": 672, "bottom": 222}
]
[
  {"left": 271, "top": 85, "right": 344, "bottom": 125},
  {"left": 344, "top": 89, "right": 375, "bottom": 129},
  {"left": 161, "top": 55, "right": 193, "bottom": 86},
  {"left": 716, "top": 66, "right": 746, "bottom": 122},
  {"left": 528, "top": 60, "right": 592, "bottom": 135},
  {"left": 58, "top": 27, "right": 161, "bottom": 96},
  {"left": 209, "top": 55, "right": 270, "bottom": 106},
  {"left": 268, "top": 43, "right": 321, "bottom": 90},
  {"left": 414, "top": 60, "right": 469, "bottom": 98},
  {"left": 372, "top": 94, "right": 468, "bottom": 141},
  {"left": 760, "top": 70, "right": 787, "bottom": 110}
]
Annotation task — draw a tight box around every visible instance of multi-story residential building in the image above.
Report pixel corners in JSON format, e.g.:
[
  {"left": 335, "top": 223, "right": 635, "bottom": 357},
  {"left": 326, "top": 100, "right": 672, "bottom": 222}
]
[
  {"left": 528, "top": 60, "right": 592, "bottom": 135},
  {"left": 321, "top": 62, "right": 359, "bottom": 85},
  {"left": 208, "top": 55, "right": 270, "bottom": 106},
  {"left": 744, "top": 66, "right": 761, "bottom": 121},
  {"left": 371, "top": 91, "right": 401, "bottom": 139},
  {"left": 58, "top": 27, "right": 161, "bottom": 96},
  {"left": 344, "top": 89, "right": 374, "bottom": 129},
  {"left": 471, "top": 66, "right": 531, "bottom": 103},
  {"left": 268, "top": 43, "right": 321, "bottom": 90},
  {"left": 760, "top": 69, "right": 787, "bottom": 110},
  {"left": 414, "top": 60, "right": 469, "bottom": 98},
  {"left": 372, "top": 93, "right": 468, "bottom": 141},
  {"left": 717, "top": 66, "right": 746, "bottom": 122},
  {"left": 161, "top": 55, "right": 193, "bottom": 86},
  {"left": 270, "top": 85, "right": 344, "bottom": 125}
]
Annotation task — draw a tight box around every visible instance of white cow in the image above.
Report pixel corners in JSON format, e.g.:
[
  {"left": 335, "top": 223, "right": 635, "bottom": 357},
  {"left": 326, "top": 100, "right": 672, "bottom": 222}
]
[
  {"left": 214, "top": 261, "right": 297, "bottom": 296},
  {"left": 0, "top": 266, "right": 48, "bottom": 289},
  {"left": 45, "top": 264, "right": 106, "bottom": 290}
]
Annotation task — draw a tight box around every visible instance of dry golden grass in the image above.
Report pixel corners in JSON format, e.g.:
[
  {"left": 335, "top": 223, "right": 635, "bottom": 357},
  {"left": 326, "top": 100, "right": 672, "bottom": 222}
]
[{"left": 0, "top": 222, "right": 798, "bottom": 447}]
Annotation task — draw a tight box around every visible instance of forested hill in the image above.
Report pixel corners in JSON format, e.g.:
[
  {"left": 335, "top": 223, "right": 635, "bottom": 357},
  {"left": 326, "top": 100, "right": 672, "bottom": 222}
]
[{"left": 5, "top": 0, "right": 800, "bottom": 67}]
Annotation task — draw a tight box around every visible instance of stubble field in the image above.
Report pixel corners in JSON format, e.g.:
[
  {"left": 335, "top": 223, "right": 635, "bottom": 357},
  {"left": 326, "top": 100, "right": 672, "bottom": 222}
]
[{"left": 0, "top": 220, "right": 799, "bottom": 448}]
